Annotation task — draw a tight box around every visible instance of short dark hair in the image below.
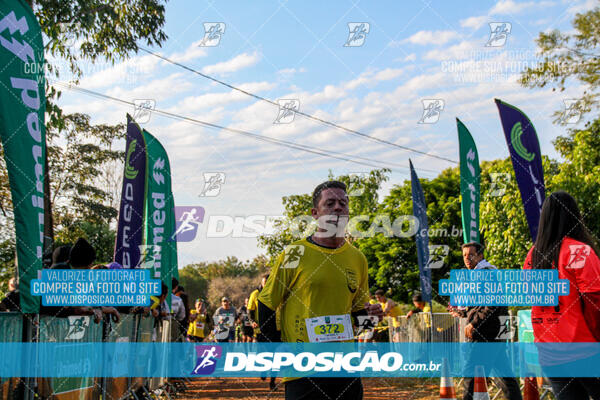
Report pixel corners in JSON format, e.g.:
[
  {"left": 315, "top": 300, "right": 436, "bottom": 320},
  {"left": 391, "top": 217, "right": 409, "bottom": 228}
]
[
  {"left": 312, "top": 180, "right": 347, "bottom": 208},
  {"left": 461, "top": 242, "right": 484, "bottom": 255},
  {"left": 412, "top": 293, "right": 423, "bottom": 303},
  {"left": 374, "top": 289, "right": 385, "bottom": 296},
  {"left": 52, "top": 245, "right": 71, "bottom": 265}
]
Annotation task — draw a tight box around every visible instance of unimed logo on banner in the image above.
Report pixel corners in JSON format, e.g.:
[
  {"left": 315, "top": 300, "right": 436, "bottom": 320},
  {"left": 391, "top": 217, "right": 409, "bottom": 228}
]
[{"left": 192, "top": 345, "right": 222, "bottom": 375}]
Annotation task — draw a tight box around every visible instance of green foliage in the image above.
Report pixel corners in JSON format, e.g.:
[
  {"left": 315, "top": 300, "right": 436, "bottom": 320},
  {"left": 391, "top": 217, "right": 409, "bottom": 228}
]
[
  {"left": 0, "top": 114, "right": 125, "bottom": 264},
  {"left": 550, "top": 119, "right": 600, "bottom": 238},
  {"left": 54, "top": 220, "right": 115, "bottom": 263},
  {"left": 34, "top": 0, "right": 168, "bottom": 130},
  {"left": 519, "top": 7, "right": 600, "bottom": 123}
]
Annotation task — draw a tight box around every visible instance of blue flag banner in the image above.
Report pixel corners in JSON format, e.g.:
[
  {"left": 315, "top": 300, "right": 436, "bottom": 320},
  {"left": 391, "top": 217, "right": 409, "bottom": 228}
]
[
  {"left": 114, "top": 116, "right": 147, "bottom": 268},
  {"left": 495, "top": 99, "right": 545, "bottom": 241},
  {"left": 410, "top": 160, "right": 432, "bottom": 303}
]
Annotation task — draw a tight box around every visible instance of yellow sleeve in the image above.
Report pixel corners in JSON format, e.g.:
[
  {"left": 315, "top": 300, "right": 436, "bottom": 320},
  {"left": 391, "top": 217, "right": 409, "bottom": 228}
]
[
  {"left": 258, "top": 250, "right": 295, "bottom": 311},
  {"left": 351, "top": 252, "right": 370, "bottom": 312},
  {"left": 247, "top": 290, "right": 259, "bottom": 312}
]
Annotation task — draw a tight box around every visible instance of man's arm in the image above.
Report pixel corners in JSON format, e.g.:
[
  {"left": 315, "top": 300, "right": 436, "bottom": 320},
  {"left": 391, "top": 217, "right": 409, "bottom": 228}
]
[
  {"left": 257, "top": 300, "right": 280, "bottom": 342},
  {"left": 257, "top": 251, "right": 292, "bottom": 340}
]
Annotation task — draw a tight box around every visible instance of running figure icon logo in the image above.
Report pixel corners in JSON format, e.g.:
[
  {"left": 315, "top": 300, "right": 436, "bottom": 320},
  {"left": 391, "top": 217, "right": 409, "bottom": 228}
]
[
  {"left": 199, "top": 172, "right": 226, "bottom": 197},
  {"left": 566, "top": 244, "right": 590, "bottom": 269},
  {"left": 281, "top": 245, "right": 304, "bottom": 269},
  {"left": 344, "top": 23, "right": 370, "bottom": 47},
  {"left": 274, "top": 99, "right": 300, "bottom": 124},
  {"left": 172, "top": 206, "right": 205, "bottom": 242},
  {"left": 192, "top": 345, "right": 222, "bottom": 375},
  {"left": 418, "top": 99, "right": 444, "bottom": 124},
  {"left": 485, "top": 22, "right": 511, "bottom": 47},
  {"left": 199, "top": 23, "right": 226, "bottom": 47}
]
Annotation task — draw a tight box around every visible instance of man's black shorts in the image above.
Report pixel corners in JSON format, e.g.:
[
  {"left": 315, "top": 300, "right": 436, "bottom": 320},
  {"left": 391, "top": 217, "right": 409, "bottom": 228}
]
[
  {"left": 285, "top": 377, "right": 363, "bottom": 400},
  {"left": 242, "top": 326, "right": 254, "bottom": 337}
]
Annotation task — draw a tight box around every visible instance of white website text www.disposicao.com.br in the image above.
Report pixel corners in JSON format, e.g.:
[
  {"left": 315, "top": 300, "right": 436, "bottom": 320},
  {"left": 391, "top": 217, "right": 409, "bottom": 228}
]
[{"left": 224, "top": 352, "right": 441, "bottom": 373}]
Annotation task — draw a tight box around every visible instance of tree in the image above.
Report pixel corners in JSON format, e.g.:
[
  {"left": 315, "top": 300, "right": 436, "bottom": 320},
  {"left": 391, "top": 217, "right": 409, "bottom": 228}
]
[
  {"left": 0, "top": 114, "right": 126, "bottom": 265},
  {"left": 519, "top": 7, "right": 600, "bottom": 124},
  {"left": 0, "top": 1, "right": 169, "bottom": 280},
  {"left": 551, "top": 120, "right": 600, "bottom": 238},
  {"left": 34, "top": 0, "right": 168, "bottom": 129}
]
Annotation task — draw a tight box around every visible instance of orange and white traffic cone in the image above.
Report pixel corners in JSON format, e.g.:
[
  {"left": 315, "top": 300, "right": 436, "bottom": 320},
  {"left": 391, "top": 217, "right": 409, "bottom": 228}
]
[
  {"left": 523, "top": 377, "right": 540, "bottom": 400},
  {"left": 439, "top": 358, "right": 457, "bottom": 400},
  {"left": 473, "top": 365, "right": 490, "bottom": 400}
]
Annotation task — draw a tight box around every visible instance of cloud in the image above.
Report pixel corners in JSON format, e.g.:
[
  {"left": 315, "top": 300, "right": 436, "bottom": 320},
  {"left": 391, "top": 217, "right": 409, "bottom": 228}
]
[
  {"left": 460, "top": 16, "right": 488, "bottom": 30},
  {"left": 168, "top": 40, "right": 208, "bottom": 63},
  {"left": 489, "top": 0, "right": 554, "bottom": 15},
  {"left": 277, "top": 67, "right": 306, "bottom": 77},
  {"left": 424, "top": 40, "right": 480, "bottom": 61},
  {"left": 344, "top": 68, "right": 404, "bottom": 90},
  {"left": 167, "top": 81, "right": 276, "bottom": 115},
  {"left": 106, "top": 72, "right": 194, "bottom": 103},
  {"left": 402, "top": 30, "right": 461, "bottom": 46},
  {"left": 403, "top": 53, "right": 417, "bottom": 62},
  {"left": 567, "top": 0, "right": 597, "bottom": 15},
  {"left": 201, "top": 51, "right": 262, "bottom": 75},
  {"left": 78, "top": 54, "right": 160, "bottom": 89}
]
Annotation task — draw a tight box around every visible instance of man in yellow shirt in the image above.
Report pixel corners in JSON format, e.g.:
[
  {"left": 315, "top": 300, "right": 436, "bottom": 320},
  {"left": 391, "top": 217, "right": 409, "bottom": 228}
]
[
  {"left": 258, "top": 180, "right": 382, "bottom": 400},
  {"left": 187, "top": 299, "right": 207, "bottom": 342}
]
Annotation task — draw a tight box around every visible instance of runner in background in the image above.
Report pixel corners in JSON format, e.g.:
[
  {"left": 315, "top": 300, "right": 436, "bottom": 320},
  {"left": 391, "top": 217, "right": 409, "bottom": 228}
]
[
  {"left": 213, "top": 297, "right": 237, "bottom": 343},
  {"left": 238, "top": 298, "right": 254, "bottom": 343},
  {"left": 374, "top": 289, "right": 401, "bottom": 341},
  {"left": 187, "top": 299, "right": 207, "bottom": 342},
  {"left": 523, "top": 191, "right": 600, "bottom": 399}
]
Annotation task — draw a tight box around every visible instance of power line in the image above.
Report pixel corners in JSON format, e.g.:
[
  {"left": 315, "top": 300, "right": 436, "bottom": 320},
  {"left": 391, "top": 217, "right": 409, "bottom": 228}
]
[
  {"left": 53, "top": 81, "right": 441, "bottom": 174},
  {"left": 138, "top": 47, "right": 457, "bottom": 164}
]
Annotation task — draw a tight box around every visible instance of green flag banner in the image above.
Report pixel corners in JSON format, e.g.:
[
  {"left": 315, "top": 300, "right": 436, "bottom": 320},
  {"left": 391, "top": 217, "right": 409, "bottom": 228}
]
[
  {"left": 0, "top": 0, "right": 46, "bottom": 313},
  {"left": 457, "top": 118, "right": 480, "bottom": 244},
  {"left": 142, "top": 130, "right": 178, "bottom": 294}
]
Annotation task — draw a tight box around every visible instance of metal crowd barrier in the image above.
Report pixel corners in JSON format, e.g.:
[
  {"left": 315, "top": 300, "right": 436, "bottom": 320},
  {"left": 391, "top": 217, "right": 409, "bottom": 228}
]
[
  {"left": 0, "top": 311, "right": 164, "bottom": 400},
  {"left": 0, "top": 313, "right": 23, "bottom": 400}
]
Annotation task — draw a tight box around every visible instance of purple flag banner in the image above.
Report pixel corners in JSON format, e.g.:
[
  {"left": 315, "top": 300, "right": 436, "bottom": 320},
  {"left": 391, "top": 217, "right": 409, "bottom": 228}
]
[
  {"left": 410, "top": 160, "right": 432, "bottom": 303},
  {"left": 114, "top": 116, "right": 147, "bottom": 268},
  {"left": 495, "top": 99, "right": 545, "bottom": 241}
]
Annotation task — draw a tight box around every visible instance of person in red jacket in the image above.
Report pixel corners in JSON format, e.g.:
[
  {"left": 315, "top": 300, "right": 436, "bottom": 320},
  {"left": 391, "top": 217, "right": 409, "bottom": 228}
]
[{"left": 523, "top": 191, "right": 600, "bottom": 399}]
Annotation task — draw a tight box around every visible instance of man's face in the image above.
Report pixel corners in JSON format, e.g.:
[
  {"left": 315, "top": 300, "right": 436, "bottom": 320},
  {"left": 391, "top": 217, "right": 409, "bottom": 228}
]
[
  {"left": 375, "top": 294, "right": 384, "bottom": 303},
  {"left": 462, "top": 246, "right": 483, "bottom": 269},
  {"left": 311, "top": 188, "right": 349, "bottom": 236},
  {"left": 413, "top": 301, "right": 425, "bottom": 310},
  {"left": 222, "top": 300, "right": 230, "bottom": 309},
  {"left": 261, "top": 277, "right": 267, "bottom": 288}
]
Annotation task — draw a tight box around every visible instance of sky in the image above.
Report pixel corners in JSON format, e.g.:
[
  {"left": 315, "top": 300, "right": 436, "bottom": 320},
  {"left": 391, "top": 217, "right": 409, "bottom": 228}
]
[{"left": 53, "top": 0, "right": 597, "bottom": 266}]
